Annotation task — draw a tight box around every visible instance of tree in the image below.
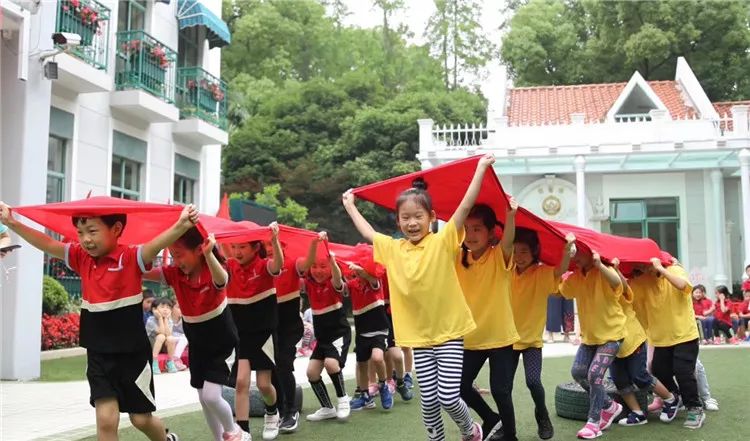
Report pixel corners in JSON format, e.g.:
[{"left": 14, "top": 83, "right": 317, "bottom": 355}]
[
  {"left": 425, "top": 0, "right": 497, "bottom": 89},
  {"left": 230, "top": 185, "right": 318, "bottom": 230},
  {"left": 501, "top": 0, "right": 750, "bottom": 101}
]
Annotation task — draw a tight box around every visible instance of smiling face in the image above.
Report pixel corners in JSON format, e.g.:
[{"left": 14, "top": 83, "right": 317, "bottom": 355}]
[
  {"left": 168, "top": 242, "right": 203, "bottom": 276},
  {"left": 513, "top": 242, "right": 535, "bottom": 271},
  {"left": 397, "top": 198, "right": 435, "bottom": 244},
  {"left": 692, "top": 287, "right": 705, "bottom": 301},
  {"left": 463, "top": 217, "right": 492, "bottom": 254},
  {"left": 310, "top": 258, "right": 332, "bottom": 283},
  {"left": 232, "top": 242, "right": 259, "bottom": 265},
  {"left": 75, "top": 217, "right": 121, "bottom": 258}
]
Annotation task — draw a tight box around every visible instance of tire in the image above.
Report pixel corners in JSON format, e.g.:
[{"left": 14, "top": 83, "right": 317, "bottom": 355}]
[
  {"left": 222, "top": 384, "right": 304, "bottom": 417},
  {"left": 555, "top": 381, "right": 649, "bottom": 421}
]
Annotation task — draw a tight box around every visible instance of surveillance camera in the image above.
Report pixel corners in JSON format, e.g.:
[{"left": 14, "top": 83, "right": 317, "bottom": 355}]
[{"left": 52, "top": 32, "right": 81, "bottom": 47}]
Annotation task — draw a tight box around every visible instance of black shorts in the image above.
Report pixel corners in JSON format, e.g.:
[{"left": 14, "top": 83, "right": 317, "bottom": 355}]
[
  {"left": 184, "top": 309, "right": 239, "bottom": 389},
  {"left": 355, "top": 334, "right": 388, "bottom": 363},
  {"left": 237, "top": 329, "right": 277, "bottom": 371},
  {"left": 276, "top": 323, "right": 303, "bottom": 371},
  {"left": 87, "top": 349, "right": 156, "bottom": 413},
  {"left": 386, "top": 314, "right": 396, "bottom": 349},
  {"left": 311, "top": 330, "right": 351, "bottom": 368}
]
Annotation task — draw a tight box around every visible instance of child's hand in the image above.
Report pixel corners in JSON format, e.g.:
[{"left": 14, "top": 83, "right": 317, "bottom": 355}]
[
  {"left": 564, "top": 233, "right": 576, "bottom": 257},
  {"left": 611, "top": 257, "right": 620, "bottom": 268},
  {"left": 592, "top": 251, "right": 602, "bottom": 267},
  {"left": 348, "top": 262, "right": 364, "bottom": 273},
  {"left": 202, "top": 233, "right": 216, "bottom": 257},
  {"left": 0, "top": 201, "right": 15, "bottom": 226},
  {"left": 342, "top": 189, "right": 355, "bottom": 207},
  {"left": 316, "top": 231, "right": 328, "bottom": 243},
  {"left": 651, "top": 257, "right": 664, "bottom": 271},
  {"left": 179, "top": 204, "right": 199, "bottom": 229},
  {"left": 269, "top": 221, "right": 280, "bottom": 238},
  {"left": 508, "top": 196, "right": 518, "bottom": 214},
  {"left": 478, "top": 153, "right": 495, "bottom": 169}
]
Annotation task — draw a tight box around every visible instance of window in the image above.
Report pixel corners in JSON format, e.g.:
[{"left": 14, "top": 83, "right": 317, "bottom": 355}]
[
  {"left": 610, "top": 198, "right": 680, "bottom": 258},
  {"left": 111, "top": 156, "right": 141, "bottom": 200},
  {"left": 47, "top": 137, "right": 67, "bottom": 203},
  {"left": 178, "top": 26, "right": 201, "bottom": 67},
  {"left": 118, "top": 0, "right": 146, "bottom": 32},
  {"left": 174, "top": 175, "right": 195, "bottom": 205}
]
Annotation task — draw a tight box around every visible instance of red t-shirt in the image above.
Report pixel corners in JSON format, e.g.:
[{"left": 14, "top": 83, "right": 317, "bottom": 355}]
[
  {"left": 161, "top": 264, "right": 227, "bottom": 323},
  {"left": 692, "top": 298, "right": 713, "bottom": 317},
  {"left": 739, "top": 299, "right": 750, "bottom": 316},
  {"left": 713, "top": 300, "right": 734, "bottom": 326},
  {"left": 275, "top": 258, "right": 302, "bottom": 302},
  {"left": 226, "top": 257, "right": 278, "bottom": 332},
  {"left": 303, "top": 275, "right": 348, "bottom": 340},
  {"left": 347, "top": 278, "right": 388, "bottom": 335},
  {"left": 65, "top": 243, "right": 150, "bottom": 353}
]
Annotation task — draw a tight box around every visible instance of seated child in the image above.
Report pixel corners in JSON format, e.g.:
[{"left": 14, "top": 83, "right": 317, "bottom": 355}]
[
  {"left": 142, "top": 289, "right": 155, "bottom": 324},
  {"left": 145, "top": 298, "right": 186, "bottom": 373},
  {"left": 691, "top": 285, "right": 714, "bottom": 344},
  {"left": 712, "top": 286, "right": 737, "bottom": 344},
  {"left": 171, "top": 302, "right": 189, "bottom": 360}
]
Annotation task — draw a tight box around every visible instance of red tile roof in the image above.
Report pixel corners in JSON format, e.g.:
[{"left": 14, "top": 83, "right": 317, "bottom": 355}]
[
  {"left": 506, "top": 80, "right": 697, "bottom": 125},
  {"left": 712, "top": 101, "right": 750, "bottom": 131}
]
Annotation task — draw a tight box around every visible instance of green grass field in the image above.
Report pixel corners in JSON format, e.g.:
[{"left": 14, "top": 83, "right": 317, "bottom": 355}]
[
  {"left": 40, "top": 354, "right": 87, "bottom": 382},
  {"left": 78, "top": 347, "right": 745, "bottom": 441}
]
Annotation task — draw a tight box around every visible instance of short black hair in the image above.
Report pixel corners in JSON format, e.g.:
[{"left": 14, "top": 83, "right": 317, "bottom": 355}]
[
  {"left": 143, "top": 289, "right": 155, "bottom": 299},
  {"left": 71, "top": 214, "right": 127, "bottom": 234},
  {"left": 151, "top": 297, "right": 174, "bottom": 310}
]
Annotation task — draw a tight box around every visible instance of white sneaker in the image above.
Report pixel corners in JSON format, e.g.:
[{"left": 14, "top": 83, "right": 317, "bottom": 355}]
[
  {"left": 704, "top": 397, "right": 719, "bottom": 411},
  {"left": 262, "top": 411, "right": 280, "bottom": 440},
  {"left": 306, "top": 407, "right": 337, "bottom": 422},
  {"left": 336, "top": 395, "right": 351, "bottom": 419}
]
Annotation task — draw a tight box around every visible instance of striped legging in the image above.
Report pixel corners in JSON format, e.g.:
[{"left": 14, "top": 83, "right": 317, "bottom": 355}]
[{"left": 414, "top": 340, "right": 474, "bottom": 440}]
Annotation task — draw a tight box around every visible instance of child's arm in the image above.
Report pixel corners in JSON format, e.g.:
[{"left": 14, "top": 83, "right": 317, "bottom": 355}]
[
  {"left": 719, "top": 298, "right": 730, "bottom": 313},
  {"left": 704, "top": 302, "right": 716, "bottom": 316},
  {"left": 349, "top": 263, "right": 380, "bottom": 289},
  {"left": 141, "top": 204, "right": 199, "bottom": 265},
  {"left": 203, "top": 234, "right": 228, "bottom": 287},
  {"left": 500, "top": 197, "right": 517, "bottom": 264},
  {"left": 453, "top": 154, "right": 495, "bottom": 230},
  {"left": 268, "top": 222, "right": 284, "bottom": 275},
  {"left": 0, "top": 202, "right": 65, "bottom": 259},
  {"left": 650, "top": 258, "right": 688, "bottom": 291},
  {"left": 610, "top": 258, "right": 629, "bottom": 288},
  {"left": 342, "top": 190, "right": 376, "bottom": 243},
  {"left": 330, "top": 252, "right": 344, "bottom": 291},
  {"left": 554, "top": 233, "right": 576, "bottom": 278},
  {"left": 298, "top": 232, "right": 326, "bottom": 273},
  {"left": 593, "top": 251, "right": 622, "bottom": 290}
]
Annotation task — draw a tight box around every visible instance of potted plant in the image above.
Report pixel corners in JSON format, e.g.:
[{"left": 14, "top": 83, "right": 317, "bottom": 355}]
[
  {"left": 120, "top": 39, "right": 171, "bottom": 93},
  {"left": 59, "top": 0, "right": 105, "bottom": 47}
]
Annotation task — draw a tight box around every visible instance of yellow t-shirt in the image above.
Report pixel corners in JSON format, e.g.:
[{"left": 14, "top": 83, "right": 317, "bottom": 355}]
[
  {"left": 559, "top": 267, "right": 626, "bottom": 345},
  {"left": 616, "top": 285, "right": 648, "bottom": 358},
  {"left": 511, "top": 264, "right": 558, "bottom": 350},
  {"left": 374, "top": 218, "right": 476, "bottom": 347},
  {"left": 455, "top": 246, "right": 519, "bottom": 350},
  {"left": 629, "top": 265, "right": 698, "bottom": 347}
]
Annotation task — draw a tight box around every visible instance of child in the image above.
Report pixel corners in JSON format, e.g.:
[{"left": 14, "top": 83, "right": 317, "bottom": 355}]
[
  {"left": 342, "top": 154, "right": 496, "bottom": 441},
  {"left": 381, "top": 271, "right": 414, "bottom": 398},
  {"left": 510, "top": 229, "right": 575, "bottom": 440},
  {"left": 171, "top": 302, "right": 189, "bottom": 361},
  {"left": 346, "top": 262, "right": 396, "bottom": 411},
  {"left": 739, "top": 283, "right": 750, "bottom": 340},
  {"left": 712, "top": 286, "right": 737, "bottom": 344},
  {"left": 146, "top": 297, "right": 186, "bottom": 374},
  {"left": 691, "top": 285, "right": 714, "bottom": 344},
  {"left": 226, "top": 223, "right": 283, "bottom": 440},
  {"left": 0, "top": 201, "right": 193, "bottom": 441},
  {"left": 264, "top": 240, "right": 305, "bottom": 433},
  {"left": 147, "top": 228, "right": 247, "bottom": 441},
  {"left": 559, "top": 248, "right": 625, "bottom": 440},
  {"left": 143, "top": 289, "right": 156, "bottom": 324},
  {"left": 455, "top": 201, "right": 519, "bottom": 440},
  {"left": 609, "top": 259, "right": 677, "bottom": 427},
  {"left": 298, "top": 232, "right": 352, "bottom": 422},
  {"left": 629, "top": 258, "right": 704, "bottom": 429},
  {"left": 300, "top": 307, "right": 316, "bottom": 356}
]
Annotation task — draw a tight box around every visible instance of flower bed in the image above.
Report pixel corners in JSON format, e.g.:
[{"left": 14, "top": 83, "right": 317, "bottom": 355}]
[{"left": 41, "top": 313, "right": 80, "bottom": 350}]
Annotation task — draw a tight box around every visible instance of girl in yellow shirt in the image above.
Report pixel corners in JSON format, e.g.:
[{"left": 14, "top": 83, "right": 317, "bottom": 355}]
[
  {"left": 559, "top": 248, "right": 625, "bottom": 440},
  {"left": 454, "top": 200, "right": 518, "bottom": 440},
  {"left": 342, "top": 154, "right": 497, "bottom": 441},
  {"left": 510, "top": 229, "right": 575, "bottom": 440}
]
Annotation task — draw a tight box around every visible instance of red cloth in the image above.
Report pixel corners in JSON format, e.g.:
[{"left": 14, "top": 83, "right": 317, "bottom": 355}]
[
  {"left": 693, "top": 298, "right": 713, "bottom": 317},
  {"left": 713, "top": 300, "right": 734, "bottom": 326},
  {"left": 328, "top": 242, "right": 384, "bottom": 278},
  {"left": 351, "top": 155, "right": 568, "bottom": 266},
  {"left": 14, "top": 196, "right": 182, "bottom": 245},
  {"left": 216, "top": 193, "right": 231, "bottom": 219}
]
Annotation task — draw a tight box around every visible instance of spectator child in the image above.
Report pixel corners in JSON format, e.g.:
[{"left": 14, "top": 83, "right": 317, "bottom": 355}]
[
  {"left": 146, "top": 298, "right": 186, "bottom": 373},
  {"left": 171, "top": 302, "right": 189, "bottom": 360},
  {"left": 299, "top": 308, "right": 315, "bottom": 357},
  {"left": 712, "top": 286, "right": 737, "bottom": 344},
  {"left": 691, "top": 285, "right": 714, "bottom": 344},
  {"left": 142, "top": 289, "right": 156, "bottom": 324}
]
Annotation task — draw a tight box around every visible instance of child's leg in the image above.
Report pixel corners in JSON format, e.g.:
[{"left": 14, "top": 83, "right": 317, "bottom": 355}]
[
  {"left": 152, "top": 334, "right": 166, "bottom": 358},
  {"left": 586, "top": 342, "right": 619, "bottom": 422},
  {"left": 165, "top": 336, "right": 178, "bottom": 357},
  {"left": 277, "top": 325, "right": 303, "bottom": 417},
  {"left": 256, "top": 370, "right": 278, "bottom": 413},
  {"left": 414, "top": 346, "right": 445, "bottom": 440},
  {"left": 435, "top": 340, "right": 474, "bottom": 437},
  {"left": 356, "top": 362, "right": 369, "bottom": 391},
  {"left": 129, "top": 413, "right": 170, "bottom": 441},
  {"left": 403, "top": 346, "right": 414, "bottom": 373},
  {"left": 672, "top": 340, "right": 700, "bottom": 408},
  {"left": 199, "top": 382, "right": 239, "bottom": 436},
  {"left": 522, "top": 348, "right": 548, "bottom": 415},
  {"left": 695, "top": 358, "right": 711, "bottom": 402},
  {"left": 94, "top": 398, "right": 120, "bottom": 441},
  {"left": 174, "top": 335, "right": 188, "bottom": 358},
  {"left": 570, "top": 344, "right": 597, "bottom": 390},
  {"left": 651, "top": 346, "right": 677, "bottom": 393},
  {"left": 371, "top": 348, "right": 387, "bottom": 381},
  {"left": 368, "top": 359, "right": 377, "bottom": 385},
  {"left": 387, "top": 346, "right": 405, "bottom": 379},
  {"left": 488, "top": 346, "right": 516, "bottom": 439},
  {"left": 234, "top": 359, "right": 252, "bottom": 429},
  {"left": 198, "top": 390, "right": 224, "bottom": 441},
  {"left": 324, "top": 357, "right": 347, "bottom": 398},
  {"left": 459, "top": 349, "right": 496, "bottom": 427},
  {"left": 307, "top": 358, "right": 333, "bottom": 408}
]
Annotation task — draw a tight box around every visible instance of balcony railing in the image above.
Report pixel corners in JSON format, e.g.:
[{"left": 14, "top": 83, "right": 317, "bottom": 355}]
[
  {"left": 116, "top": 30, "right": 176, "bottom": 103},
  {"left": 55, "top": 0, "right": 110, "bottom": 70},
  {"left": 176, "top": 67, "right": 228, "bottom": 130}
]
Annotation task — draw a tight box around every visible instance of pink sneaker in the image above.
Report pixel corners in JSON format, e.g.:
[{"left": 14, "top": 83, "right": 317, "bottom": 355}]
[
  {"left": 729, "top": 336, "right": 739, "bottom": 345},
  {"left": 368, "top": 383, "right": 379, "bottom": 397},
  {"left": 713, "top": 336, "right": 722, "bottom": 345},
  {"left": 462, "top": 421, "right": 482, "bottom": 441},
  {"left": 599, "top": 401, "right": 623, "bottom": 431},
  {"left": 222, "top": 428, "right": 250, "bottom": 441},
  {"left": 386, "top": 378, "right": 396, "bottom": 394},
  {"left": 172, "top": 358, "right": 188, "bottom": 371},
  {"left": 577, "top": 422, "right": 602, "bottom": 439},
  {"left": 648, "top": 396, "right": 664, "bottom": 413}
]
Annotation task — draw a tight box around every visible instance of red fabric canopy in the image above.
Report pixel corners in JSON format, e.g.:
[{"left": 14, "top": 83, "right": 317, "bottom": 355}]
[
  {"left": 196, "top": 216, "right": 270, "bottom": 244},
  {"left": 351, "top": 155, "right": 569, "bottom": 267},
  {"left": 13, "top": 196, "right": 183, "bottom": 245},
  {"left": 327, "top": 242, "right": 384, "bottom": 278},
  {"left": 216, "top": 193, "right": 231, "bottom": 219}
]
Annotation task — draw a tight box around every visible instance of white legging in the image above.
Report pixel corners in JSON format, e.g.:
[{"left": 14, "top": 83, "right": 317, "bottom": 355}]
[
  {"left": 414, "top": 340, "right": 474, "bottom": 441},
  {"left": 198, "top": 381, "right": 237, "bottom": 441}
]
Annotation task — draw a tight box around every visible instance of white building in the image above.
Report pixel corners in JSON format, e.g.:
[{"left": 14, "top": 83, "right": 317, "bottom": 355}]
[
  {"left": 0, "top": 0, "right": 229, "bottom": 379},
  {"left": 418, "top": 57, "right": 750, "bottom": 295}
]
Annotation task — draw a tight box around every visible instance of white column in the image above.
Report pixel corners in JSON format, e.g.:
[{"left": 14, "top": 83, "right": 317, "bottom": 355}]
[
  {"left": 731, "top": 105, "right": 749, "bottom": 137},
  {"left": 574, "top": 155, "right": 586, "bottom": 227},
  {"left": 201, "top": 144, "right": 222, "bottom": 215},
  {"left": 710, "top": 169, "right": 729, "bottom": 287},
  {"left": 417, "top": 118, "right": 434, "bottom": 154},
  {"left": 739, "top": 149, "right": 750, "bottom": 268}
]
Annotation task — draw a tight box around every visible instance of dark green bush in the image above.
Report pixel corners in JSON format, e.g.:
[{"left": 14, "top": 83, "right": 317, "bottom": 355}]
[{"left": 43, "top": 276, "right": 70, "bottom": 315}]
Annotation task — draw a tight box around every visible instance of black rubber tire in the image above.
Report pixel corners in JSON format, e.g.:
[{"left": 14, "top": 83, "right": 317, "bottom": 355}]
[
  {"left": 555, "top": 381, "right": 649, "bottom": 421},
  {"left": 222, "top": 384, "right": 304, "bottom": 417}
]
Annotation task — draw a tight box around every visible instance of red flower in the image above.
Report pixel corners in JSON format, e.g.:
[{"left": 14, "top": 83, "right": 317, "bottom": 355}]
[
  {"left": 41, "top": 313, "right": 80, "bottom": 350},
  {"left": 70, "top": 0, "right": 80, "bottom": 8}
]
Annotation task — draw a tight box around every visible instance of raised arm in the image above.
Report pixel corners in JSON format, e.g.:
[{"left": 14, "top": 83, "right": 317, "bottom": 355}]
[
  {"left": 349, "top": 263, "right": 379, "bottom": 288},
  {"left": 202, "top": 234, "right": 228, "bottom": 287},
  {"left": 298, "top": 232, "right": 326, "bottom": 273},
  {"left": 554, "top": 233, "right": 576, "bottom": 278},
  {"left": 719, "top": 297, "right": 730, "bottom": 313},
  {"left": 610, "top": 258, "right": 629, "bottom": 288},
  {"left": 500, "top": 197, "right": 517, "bottom": 264},
  {"left": 453, "top": 154, "right": 495, "bottom": 230},
  {"left": 330, "top": 252, "right": 344, "bottom": 291},
  {"left": 650, "top": 258, "right": 688, "bottom": 291},
  {"left": 593, "top": 251, "right": 622, "bottom": 290},
  {"left": 0, "top": 202, "right": 65, "bottom": 259},
  {"left": 342, "top": 190, "right": 376, "bottom": 243},
  {"left": 142, "top": 204, "right": 199, "bottom": 264},
  {"left": 268, "top": 222, "right": 284, "bottom": 274}
]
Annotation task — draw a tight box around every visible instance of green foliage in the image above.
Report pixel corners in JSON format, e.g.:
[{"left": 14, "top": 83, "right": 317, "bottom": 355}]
[
  {"left": 42, "top": 276, "right": 70, "bottom": 315},
  {"left": 501, "top": 0, "right": 750, "bottom": 100},
  {"left": 253, "top": 184, "right": 318, "bottom": 230}
]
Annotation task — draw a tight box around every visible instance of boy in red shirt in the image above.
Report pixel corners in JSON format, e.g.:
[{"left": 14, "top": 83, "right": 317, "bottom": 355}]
[
  {"left": 0, "top": 201, "right": 197, "bottom": 441},
  {"left": 691, "top": 285, "right": 714, "bottom": 344}
]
